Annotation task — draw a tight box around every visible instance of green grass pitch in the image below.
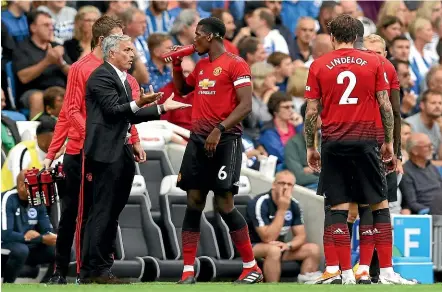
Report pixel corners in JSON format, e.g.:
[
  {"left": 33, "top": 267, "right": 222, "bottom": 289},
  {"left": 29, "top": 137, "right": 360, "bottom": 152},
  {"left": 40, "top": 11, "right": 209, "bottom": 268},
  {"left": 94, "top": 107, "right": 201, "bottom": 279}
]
[{"left": 2, "top": 283, "right": 441, "bottom": 292}]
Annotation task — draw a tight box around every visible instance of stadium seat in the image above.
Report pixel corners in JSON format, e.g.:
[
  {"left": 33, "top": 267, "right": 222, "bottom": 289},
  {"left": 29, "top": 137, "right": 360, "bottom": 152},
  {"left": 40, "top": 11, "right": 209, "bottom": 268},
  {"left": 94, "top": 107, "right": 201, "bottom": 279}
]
[
  {"left": 15, "top": 121, "right": 40, "bottom": 142},
  {"left": 119, "top": 193, "right": 199, "bottom": 282},
  {"left": 136, "top": 149, "right": 175, "bottom": 223}
]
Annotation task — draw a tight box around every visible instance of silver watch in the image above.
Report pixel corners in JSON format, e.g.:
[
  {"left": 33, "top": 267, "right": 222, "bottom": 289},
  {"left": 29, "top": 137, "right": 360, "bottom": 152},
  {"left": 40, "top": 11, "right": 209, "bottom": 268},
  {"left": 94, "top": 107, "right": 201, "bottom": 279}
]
[{"left": 287, "top": 242, "right": 293, "bottom": 250}]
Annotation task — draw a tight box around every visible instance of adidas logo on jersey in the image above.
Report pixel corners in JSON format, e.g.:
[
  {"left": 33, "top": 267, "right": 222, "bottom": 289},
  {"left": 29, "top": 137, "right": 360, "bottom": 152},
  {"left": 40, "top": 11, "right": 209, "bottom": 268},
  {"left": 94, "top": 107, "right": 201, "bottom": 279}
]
[
  {"left": 333, "top": 228, "right": 345, "bottom": 235},
  {"left": 361, "top": 229, "right": 373, "bottom": 236}
]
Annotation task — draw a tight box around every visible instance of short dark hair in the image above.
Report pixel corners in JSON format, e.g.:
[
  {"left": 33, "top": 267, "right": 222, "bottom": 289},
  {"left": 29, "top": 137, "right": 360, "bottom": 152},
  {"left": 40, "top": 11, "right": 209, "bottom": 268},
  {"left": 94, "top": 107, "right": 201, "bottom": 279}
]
[
  {"left": 328, "top": 14, "right": 359, "bottom": 44},
  {"left": 355, "top": 18, "right": 364, "bottom": 38},
  {"left": 91, "top": 15, "right": 123, "bottom": 49},
  {"left": 267, "top": 92, "right": 292, "bottom": 117},
  {"left": 267, "top": 52, "right": 291, "bottom": 67},
  {"left": 390, "top": 58, "right": 409, "bottom": 71},
  {"left": 147, "top": 33, "right": 172, "bottom": 52},
  {"left": 27, "top": 10, "right": 51, "bottom": 27},
  {"left": 320, "top": 1, "right": 339, "bottom": 11},
  {"left": 391, "top": 35, "right": 410, "bottom": 46},
  {"left": 198, "top": 17, "right": 226, "bottom": 40},
  {"left": 43, "top": 86, "right": 65, "bottom": 110},
  {"left": 211, "top": 8, "right": 227, "bottom": 21},
  {"left": 36, "top": 118, "right": 56, "bottom": 135},
  {"left": 421, "top": 90, "right": 442, "bottom": 103},
  {"left": 238, "top": 37, "right": 260, "bottom": 60}
]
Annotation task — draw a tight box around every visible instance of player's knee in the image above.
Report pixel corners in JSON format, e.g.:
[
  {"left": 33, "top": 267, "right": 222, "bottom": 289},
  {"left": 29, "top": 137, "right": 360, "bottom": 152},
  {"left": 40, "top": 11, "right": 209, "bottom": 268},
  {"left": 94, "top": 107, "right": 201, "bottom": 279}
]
[
  {"left": 187, "top": 190, "right": 207, "bottom": 211},
  {"left": 9, "top": 243, "right": 30, "bottom": 264},
  {"left": 265, "top": 245, "right": 282, "bottom": 261},
  {"left": 305, "top": 243, "right": 320, "bottom": 258},
  {"left": 214, "top": 193, "right": 234, "bottom": 214}
]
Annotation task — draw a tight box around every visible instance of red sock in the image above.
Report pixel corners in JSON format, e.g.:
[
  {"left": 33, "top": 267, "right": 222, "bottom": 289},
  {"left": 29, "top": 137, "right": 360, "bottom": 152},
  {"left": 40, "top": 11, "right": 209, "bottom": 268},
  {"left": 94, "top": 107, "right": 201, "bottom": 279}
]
[
  {"left": 373, "top": 222, "right": 392, "bottom": 268},
  {"left": 324, "top": 225, "right": 339, "bottom": 267},
  {"left": 331, "top": 223, "right": 352, "bottom": 271},
  {"left": 181, "top": 230, "right": 200, "bottom": 280},
  {"left": 359, "top": 225, "right": 375, "bottom": 266},
  {"left": 230, "top": 225, "right": 257, "bottom": 278}
]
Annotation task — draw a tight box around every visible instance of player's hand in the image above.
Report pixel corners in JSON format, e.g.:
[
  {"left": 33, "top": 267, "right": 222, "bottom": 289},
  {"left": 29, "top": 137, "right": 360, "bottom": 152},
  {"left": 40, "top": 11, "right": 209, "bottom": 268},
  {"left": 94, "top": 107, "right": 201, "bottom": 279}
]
[
  {"left": 396, "top": 158, "right": 404, "bottom": 174},
  {"left": 380, "top": 142, "right": 394, "bottom": 162},
  {"left": 137, "top": 85, "right": 163, "bottom": 107},
  {"left": 133, "top": 142, "right": 146, "bottom": 163},
  {"left": 163, "top": 93, "right": 192, "bottom": 111},
  {"left": 307, "top": 148, "right": 321, "bottom": 173},
  {"left": 269, "top": 241, "right": 290, "bottom": 252},
  {"left": 204, "top": 127, "right": 221, "bottom": 158},
  {"left": 24, "top": 230, "right": 41, "bottom": 241},
  {"left": 43, "top": 158, "right": 53, "bottom": 169},
  {"left": 169, "top": 45, "right": 184, "bottom": 65},
  {"left": 42, "top": 233, "right": 57, "bottom": 246}
]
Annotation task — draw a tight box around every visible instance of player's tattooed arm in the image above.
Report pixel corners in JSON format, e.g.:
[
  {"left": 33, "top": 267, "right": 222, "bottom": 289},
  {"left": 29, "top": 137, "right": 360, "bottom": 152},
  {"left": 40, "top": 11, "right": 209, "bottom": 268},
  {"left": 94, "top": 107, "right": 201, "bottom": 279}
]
[
  {"left": 376, "top": 90, "right": 394, "bottom": 143},
  {"left": 390, "top": 89, "right": 402, "bottom": 155},
  {"left": 305, "top": 99, "right": 320, "bottom": 148}
]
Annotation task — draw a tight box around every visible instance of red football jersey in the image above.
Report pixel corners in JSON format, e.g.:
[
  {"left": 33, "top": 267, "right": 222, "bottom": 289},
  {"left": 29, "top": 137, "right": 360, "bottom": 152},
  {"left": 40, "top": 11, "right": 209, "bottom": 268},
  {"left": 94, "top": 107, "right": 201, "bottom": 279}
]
[
  {"left": 305, "top": 48, "right": 389, "bottom": 142},
  {"left": 186, "top": 52, "right": 251, "bottom": 136}
]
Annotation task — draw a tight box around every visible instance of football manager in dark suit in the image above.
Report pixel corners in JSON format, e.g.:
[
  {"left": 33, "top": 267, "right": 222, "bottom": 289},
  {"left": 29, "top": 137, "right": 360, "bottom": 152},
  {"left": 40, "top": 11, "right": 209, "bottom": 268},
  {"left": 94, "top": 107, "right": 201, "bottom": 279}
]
[{"left": 80, "top": 34, "right": 190, "bottom": 284}]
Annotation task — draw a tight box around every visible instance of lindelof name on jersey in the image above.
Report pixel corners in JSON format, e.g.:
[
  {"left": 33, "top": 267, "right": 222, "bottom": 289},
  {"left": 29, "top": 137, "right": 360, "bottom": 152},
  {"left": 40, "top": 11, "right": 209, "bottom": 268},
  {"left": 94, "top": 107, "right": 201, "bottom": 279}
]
[
  {"left": 198, "top": 78, "right": 216, "bottom": 95},
  {"left": 326, "top": 57, "right": 368, "bottom": 70}
]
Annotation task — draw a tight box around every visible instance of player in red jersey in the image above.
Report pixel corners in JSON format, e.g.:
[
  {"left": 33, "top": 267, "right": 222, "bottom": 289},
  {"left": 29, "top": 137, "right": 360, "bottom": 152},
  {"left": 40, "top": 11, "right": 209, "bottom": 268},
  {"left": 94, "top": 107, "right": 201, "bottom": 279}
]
[
  {"left": 171, "top": 17, "right": 263, "bottom": 284},
  {"left": 42, "top": 17, "right": 158, "bottom": 284},
  {"left": 304, "top": 15, "right": 394, "bottom": 284}
]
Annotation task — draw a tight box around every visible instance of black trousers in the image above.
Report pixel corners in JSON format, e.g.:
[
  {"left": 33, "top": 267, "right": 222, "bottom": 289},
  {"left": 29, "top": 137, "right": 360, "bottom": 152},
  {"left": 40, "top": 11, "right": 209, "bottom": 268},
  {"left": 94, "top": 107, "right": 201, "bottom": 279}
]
[
  {"left": 80, "top": 145, "right": 135, "bottom": 278},
  {"left": 55, "top": 152, "right": 93, "bottom": 276}
]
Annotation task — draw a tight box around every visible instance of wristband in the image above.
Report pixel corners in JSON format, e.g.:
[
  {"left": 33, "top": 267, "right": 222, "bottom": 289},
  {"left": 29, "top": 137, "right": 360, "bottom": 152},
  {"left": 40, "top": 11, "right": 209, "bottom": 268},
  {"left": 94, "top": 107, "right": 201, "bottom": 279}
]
[
  {"left": 216, "top": 123, "right": 226, "bottom": 133},
  {"left": 159, "top": 104, "right": 166, "bottom": 114}
]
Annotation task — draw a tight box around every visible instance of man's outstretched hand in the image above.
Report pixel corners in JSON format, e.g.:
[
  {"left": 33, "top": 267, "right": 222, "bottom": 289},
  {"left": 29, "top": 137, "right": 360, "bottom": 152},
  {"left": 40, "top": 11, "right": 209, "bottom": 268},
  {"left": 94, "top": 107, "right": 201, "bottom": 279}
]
[
  {"left": 137, "top": 85, "right": 163, "bottom": 107},
  {"left": 162, "top": 93, "right": 191, "bottom": 112}
]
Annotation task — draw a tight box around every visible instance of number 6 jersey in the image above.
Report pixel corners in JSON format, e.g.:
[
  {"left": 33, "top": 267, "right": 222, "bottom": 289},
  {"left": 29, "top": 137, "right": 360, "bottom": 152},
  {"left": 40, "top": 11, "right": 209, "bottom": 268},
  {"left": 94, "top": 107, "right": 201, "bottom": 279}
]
[{"left": 305, "top": 48, "right": 389, "bottom": 143}]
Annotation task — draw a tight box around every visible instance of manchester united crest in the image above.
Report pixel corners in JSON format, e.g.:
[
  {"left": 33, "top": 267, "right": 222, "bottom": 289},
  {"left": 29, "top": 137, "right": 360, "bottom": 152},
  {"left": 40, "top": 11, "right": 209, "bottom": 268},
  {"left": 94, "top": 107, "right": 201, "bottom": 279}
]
[
  {"left": 86, "top": 173, "right": 93, "bottom": 182},
  {"left": 213, "top": 67, "right": 222, "bottom": 76}
]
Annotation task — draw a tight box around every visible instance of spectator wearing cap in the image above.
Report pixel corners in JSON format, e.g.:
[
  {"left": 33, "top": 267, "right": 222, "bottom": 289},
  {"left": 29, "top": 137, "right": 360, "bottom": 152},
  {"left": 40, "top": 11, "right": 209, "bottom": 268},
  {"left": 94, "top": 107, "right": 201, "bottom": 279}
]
[
  {"left": 146, "top": 33, "right": 173, "bottom": 92},
  {"left": 31, "top": 87, "right": 65, "bottom": 122},
  {"left": 1, "top": 0, "right": 31, "bottom": 44},
  {"left": 1, "top": 119, "right": 63, "bottom": 192},
  {"left": 284, "top": 103, "right": 320, "bottom": 190},
  {"left": 37, "top": 0, "right": 77, "bottom": 44},
  {"left": 13, "top": 11, "right": 72, "bottom": 119},
  {"left": 169, "top": 8, "right": 201, "bottom": 63},
  {"left": 1, "top": 170, "right": 57, "bottom": 283}
]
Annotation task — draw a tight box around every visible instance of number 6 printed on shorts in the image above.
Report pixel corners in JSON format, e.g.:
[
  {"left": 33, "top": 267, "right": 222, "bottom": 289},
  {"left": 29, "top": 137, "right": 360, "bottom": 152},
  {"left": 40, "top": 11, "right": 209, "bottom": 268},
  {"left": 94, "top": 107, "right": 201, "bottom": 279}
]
[
  {"left": 337, "top": 71, "right": 358, "bottom": 105},
  {"left": 218, "top": 165, "right": 227, "bottom": 180}
]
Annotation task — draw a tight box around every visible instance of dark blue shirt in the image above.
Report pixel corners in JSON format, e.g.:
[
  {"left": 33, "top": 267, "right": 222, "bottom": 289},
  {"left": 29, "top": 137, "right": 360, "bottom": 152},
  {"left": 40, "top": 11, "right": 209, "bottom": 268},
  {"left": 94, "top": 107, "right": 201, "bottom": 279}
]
[
  {"left": 1, "top": 10, "right": 29, "bottom": 43},
  {"left": 246, "top": 191, "right": 304, "bottom": 243},
  {"left": 1, "top": 189, "right": 53, "bottom": 244},
  {"left": 146, "top": 59, "right": 172, "bottom": 92}
]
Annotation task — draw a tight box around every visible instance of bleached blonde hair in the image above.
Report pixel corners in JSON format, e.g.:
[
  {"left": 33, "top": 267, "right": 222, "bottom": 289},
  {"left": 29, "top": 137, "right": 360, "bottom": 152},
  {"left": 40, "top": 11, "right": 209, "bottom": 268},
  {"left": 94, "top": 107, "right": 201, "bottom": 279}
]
[{"left": 363, "top": 34, "right": 386, "bottom": 50}]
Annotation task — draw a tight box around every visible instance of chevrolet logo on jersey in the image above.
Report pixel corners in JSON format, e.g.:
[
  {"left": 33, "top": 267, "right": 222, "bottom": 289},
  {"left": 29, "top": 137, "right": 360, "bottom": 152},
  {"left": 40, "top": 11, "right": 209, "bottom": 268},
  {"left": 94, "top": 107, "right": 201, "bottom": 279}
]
[{"left": 199, "top": 79, "right": 216, "bottom": 89}]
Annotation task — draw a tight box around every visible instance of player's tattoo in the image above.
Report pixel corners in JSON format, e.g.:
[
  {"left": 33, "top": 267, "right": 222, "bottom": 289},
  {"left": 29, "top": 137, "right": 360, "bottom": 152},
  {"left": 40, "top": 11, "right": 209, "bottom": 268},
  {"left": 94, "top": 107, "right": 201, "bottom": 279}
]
[
  {"left": 305, "top": 99, "right": 320, "bottom": 148},
  {"left": 376, "top": 90, "right": 394, "bottom": 143}
]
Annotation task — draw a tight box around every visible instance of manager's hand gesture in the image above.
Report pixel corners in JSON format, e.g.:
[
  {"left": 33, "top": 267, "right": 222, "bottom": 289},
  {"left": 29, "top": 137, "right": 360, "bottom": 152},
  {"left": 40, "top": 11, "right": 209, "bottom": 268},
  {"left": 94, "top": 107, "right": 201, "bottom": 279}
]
[
  {"left": 136, "top": 85, "right": 163, "bottom": 107},
  {"left": 162, "top": 93, "right": 191, "bottom": 111}
]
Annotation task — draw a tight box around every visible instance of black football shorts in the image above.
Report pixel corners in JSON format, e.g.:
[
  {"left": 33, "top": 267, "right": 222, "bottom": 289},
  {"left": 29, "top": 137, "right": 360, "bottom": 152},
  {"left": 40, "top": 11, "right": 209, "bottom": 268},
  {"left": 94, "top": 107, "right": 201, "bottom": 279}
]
[
  {"left": 176, "top": 133, "right": 242, "bottom": 194},
  {"left": 317, "top": 140, "right": 387, "bottom": 206}
]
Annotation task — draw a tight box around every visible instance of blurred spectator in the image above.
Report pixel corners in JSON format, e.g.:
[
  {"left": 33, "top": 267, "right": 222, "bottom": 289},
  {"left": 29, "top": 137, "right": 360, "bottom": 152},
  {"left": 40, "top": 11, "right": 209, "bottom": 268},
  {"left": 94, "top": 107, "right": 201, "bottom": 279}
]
[
  {"left": 377, "top": 0, "right": 410, "bottom": 35},
  {"left": 293, "top": 17, "right": 316, "bottom": 63},
  {"left": 425, "top": 65, "right": 442, "bottom": 94},
  {"left": 401, "top": 119, "right": 413, "bottom": 163},
  {"left": 285, "top": 103, "right": 320, "bottom": 189},
  {"left": 304, "top": 33, "right": 333, "bottom": 68},
  {"left": 390, "top": 59, "right": 417, "bottom": 117},
  {"left": 340, "top": 0, "right": 376, "bottom": 36},
  {"left": 287, "top": 67, "right": 309, "bottom": 113},
  {"left": 119, "top": 7, "right": 150, "bottom": 85},
  {"left": 31, "top": 86, "right": 65, "bottom": 122},
  {"left": 37, "top": 0, "right": 77, "bottom": 44},
  {"left": 259, "top": 92, "right": 302, "bottom": 170},
  {"left": 211, "top": 9, "right": 239, "bottom": 55},
  {"left": 231, "top": 2, "right": 263, "bottom": 47},
  {"left": 389, "top": 35, "right": 411, "bottom": 62},
  {"left": 1, "top": 119, "right": 61, "bottom": 192},
  {"left": 246, "top": 170, "right": 321, "bottom": 283},
  {"left": 13, "top": 11, "right": 72, "bottom": 119},
  {"left": 408, "top": 18, "right": 439, "bottom": 95},
  {"left": 237, "top": 37, "right": 267, "bottom": 68},
  {"left": 263, "top": 0, "right": 297, "bottom": 61},
  {"left": 280, "top": 0, "right": 320, "bottom": 37},
  {"left": 1, "top": 0, "right": 31, "bottom": 44},
  {"left": 63, "top": 5, "right": 101, "bottom": 62},
  {"left": 104, "top": 0, "right": 132, "bottom": 17},
  {"left": 169, "top": 9, "right": 201, "bottom": 63},
  {"left": 243, "top": 62, "right": 276, "bottom": 140},
  {"left": 1, "top": 170, "right": 56, "bottom": 283},
  {"left": 400, "top": 132, "right": 442, "bottom": 215},
  {"left": 241, "top": 134, "right": 268, "bottom": 171},
  {"left": 316, "top": 1, "right": 342, "bottom": 34},
  {"left": 144, "top": 0, "right": 171, "bottom": 38},
  {"left": 435, "top": 17, "right": 442, "bottom": 62},
  {"left": 158, "top": 56, "right": 195, "bottom": 132},
  {"left": 169, "top": 0, "right": 210, "bottom": 22},
  {"left": 198, "top": 0, "right": 245, "bottom": 22},
  {"left": 267, "top": 52, "right": 294, "bottom": 93},
  {"left": 1, "top": 90, "right": 23, "bottom": 154},
  {"left": 377, "top": 16, "right": 403, "bottom": 59},
  {"left": 146, "top": 33, "right": 173, "bottom": 92},
  {"left": 248, "top": 8, "right": 289, "bottom": 56},
  {"left": 1, "top": 21, "right": 17, "bottom": 110},
  {"left": 416, "top": 1, "right": 442, "bottom": 56},
  {"left": 405, "top": 90, "right": 442, "bottom": 162}
]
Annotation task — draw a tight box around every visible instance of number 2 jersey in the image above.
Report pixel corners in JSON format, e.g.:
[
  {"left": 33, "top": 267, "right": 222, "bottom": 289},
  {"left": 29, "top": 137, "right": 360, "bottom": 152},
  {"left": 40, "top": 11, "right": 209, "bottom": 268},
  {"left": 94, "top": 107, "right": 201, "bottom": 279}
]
[
  {"left": 305, "top": 48, "right": 389, "bottom": 143},
  {"left": 185, "top": 52, "right": 251, "bottom": 137}
]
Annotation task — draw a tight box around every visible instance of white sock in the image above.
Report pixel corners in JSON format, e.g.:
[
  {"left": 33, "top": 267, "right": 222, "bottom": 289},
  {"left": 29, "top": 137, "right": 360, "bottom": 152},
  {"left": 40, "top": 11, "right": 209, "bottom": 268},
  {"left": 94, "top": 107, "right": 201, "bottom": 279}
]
[
  {"left": 326, "top": 265, "right": 339, "bottom": 274},
  {"left": 356, "top": 264, "right": 370, "bottom": 274},
  {"left": 243, "top": 260, "right": 256, "bottom": 268},
  {"left": 183, "top": 265, "right": 194, "bottom": 273},
  {"left": 380, "top": 267, "right": 394, "bottom": 276},
  {"left": 341, "top": 269, "right": 355, "bottom": 280}
]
